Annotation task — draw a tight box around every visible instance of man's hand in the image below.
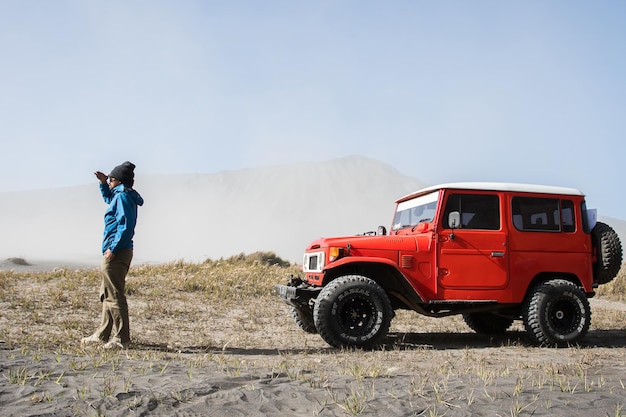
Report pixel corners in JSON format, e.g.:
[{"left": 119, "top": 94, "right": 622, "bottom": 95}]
[
  {"left": 95, "top": 171, "right": 108, "bottom": 184},
  {"left": 104, "top": 249, "right": 115, "bottom": 261}
]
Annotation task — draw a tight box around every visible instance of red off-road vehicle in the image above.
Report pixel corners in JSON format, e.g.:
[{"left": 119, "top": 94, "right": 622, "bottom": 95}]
[{"left": 275, "top": 182, "right": 623, "bottom": 348}]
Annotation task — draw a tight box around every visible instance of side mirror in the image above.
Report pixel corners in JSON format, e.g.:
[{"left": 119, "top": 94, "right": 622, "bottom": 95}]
[
  {"left": 377, "top": 225, "right": 387, "bottom": 236},
  {"left": 449, "top": 212, "right": 461, "bottom": 229},
  {"left": 448, "top": 212, "right": 460, "bottom": 240}
]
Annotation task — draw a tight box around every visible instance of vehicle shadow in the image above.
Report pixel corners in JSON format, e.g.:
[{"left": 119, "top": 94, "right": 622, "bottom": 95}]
[
  {"left": 134, "top": 328, "right": 626, "bottom": 356},
  {"left": 386, "top": 328, "right": 626, "bottom": 350}
]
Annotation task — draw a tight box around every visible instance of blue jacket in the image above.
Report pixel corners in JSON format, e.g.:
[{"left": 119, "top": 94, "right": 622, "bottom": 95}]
[{"left": 100, "top": 183, "right": 144, "bottom": 254}]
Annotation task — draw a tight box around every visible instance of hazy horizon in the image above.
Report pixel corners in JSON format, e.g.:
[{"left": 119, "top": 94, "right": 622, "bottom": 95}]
[{"left": 1, "top": 156, "right": 624, "bottom": 268}]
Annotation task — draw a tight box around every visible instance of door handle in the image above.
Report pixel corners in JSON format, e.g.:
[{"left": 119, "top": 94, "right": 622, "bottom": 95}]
[{"left": 491, "top": 251, "right": 505, "bottom": 258}]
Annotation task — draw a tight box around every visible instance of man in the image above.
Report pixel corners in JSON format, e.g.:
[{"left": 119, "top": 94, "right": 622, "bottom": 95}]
[{"left": 82, "top": 161, "right": 144, "bottom": 349}]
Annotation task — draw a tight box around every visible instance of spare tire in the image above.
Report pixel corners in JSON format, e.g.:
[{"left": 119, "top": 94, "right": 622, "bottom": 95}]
[{"left": 591, "top": 221, "right": 623, "bottom": 285}]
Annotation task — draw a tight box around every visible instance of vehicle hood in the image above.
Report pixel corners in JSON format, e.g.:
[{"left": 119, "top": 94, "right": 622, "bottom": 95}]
[{"left": 306, "top": 235, "right": 418, "bottom": 252}]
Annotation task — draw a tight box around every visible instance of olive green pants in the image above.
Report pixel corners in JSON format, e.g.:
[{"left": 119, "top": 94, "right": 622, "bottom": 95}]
[{"left": 92, "top": 248, "right": 133, "bottom": 344}]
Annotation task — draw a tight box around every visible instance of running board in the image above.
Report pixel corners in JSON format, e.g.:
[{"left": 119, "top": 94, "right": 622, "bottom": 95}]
[
  {"left": 416, "top": 300, "right": 503, "bottom": 317},
  {"left": 427, "top": 300, "right": 498, "bottom": 305}
]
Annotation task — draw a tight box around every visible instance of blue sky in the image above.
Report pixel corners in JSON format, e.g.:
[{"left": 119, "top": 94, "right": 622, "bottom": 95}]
[{"left": 1, "top": 1, "right": 625, "bottom": 218}]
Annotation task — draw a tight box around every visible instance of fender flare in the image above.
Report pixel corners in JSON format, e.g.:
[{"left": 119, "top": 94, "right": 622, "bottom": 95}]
[{"left": 322, "top": 256, "right": 426, "bottom": 309}]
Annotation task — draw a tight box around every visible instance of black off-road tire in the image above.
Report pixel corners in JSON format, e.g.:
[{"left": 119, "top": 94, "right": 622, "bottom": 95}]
[
  {"left": 524, "top": 279, "right": 590, "bottom": 346},
  {"left": 591, "top": 221, "right": 623, "bottom": 285},
  {"left": 313, "top": 275, "right": 393, "bottom": 349},
  {"left": 463, "top": 312, "right": 514, "bottom": 335},
  {"left": 289, "top": 306, "right": 317, "bottom": 334}
]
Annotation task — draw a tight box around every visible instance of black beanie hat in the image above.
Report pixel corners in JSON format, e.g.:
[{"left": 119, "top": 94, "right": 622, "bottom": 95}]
[{"left": 109, "top": 161, "right": 136, "bottom": 187}]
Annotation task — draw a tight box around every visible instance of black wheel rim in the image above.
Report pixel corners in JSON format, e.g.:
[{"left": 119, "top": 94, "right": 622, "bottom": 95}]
[
  {"left": 548, "top": 298, "right": 579, "bottom": 335},
  {"left": 337, "top": 294, "right": 376, "bottom": 336}
]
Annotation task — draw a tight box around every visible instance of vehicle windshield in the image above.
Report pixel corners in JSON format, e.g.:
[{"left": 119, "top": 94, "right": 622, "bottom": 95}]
[{"left": 392, "top": 191, "right": 439, "bottom": 231}]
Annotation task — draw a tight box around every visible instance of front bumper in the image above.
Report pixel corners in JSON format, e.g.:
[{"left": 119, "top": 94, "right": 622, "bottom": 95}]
[{"left": 274, "top": 276, "right": 322, "bottom": 308}]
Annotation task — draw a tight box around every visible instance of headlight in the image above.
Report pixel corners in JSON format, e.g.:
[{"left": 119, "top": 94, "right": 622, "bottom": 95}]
[{"left": 303, "top": 251, "right": 325, "bottom": 273}]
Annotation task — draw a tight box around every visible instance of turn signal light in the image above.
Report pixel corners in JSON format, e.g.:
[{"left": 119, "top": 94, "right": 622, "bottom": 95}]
[{"left": 329, "top": 247, "right": 343, "bottom": 262}]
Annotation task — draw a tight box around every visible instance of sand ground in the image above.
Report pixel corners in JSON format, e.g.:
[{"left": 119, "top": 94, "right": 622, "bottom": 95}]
[{"left": 1, "top": 261, "right": 626, "bottom": 417}]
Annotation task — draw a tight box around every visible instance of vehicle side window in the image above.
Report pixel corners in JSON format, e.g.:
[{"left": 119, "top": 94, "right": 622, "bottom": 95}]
[
  {"left": 581, "top": 200, "right": 591, "bottom": 234},
  {"left": 511, "top": 197, "right": 575, "bottom": 233},
  {"left": 561, "top": 200, "right": 575, "bottom": 233},
  {"left": 443, "top": 194, "right": 500, "bottom": 230}
]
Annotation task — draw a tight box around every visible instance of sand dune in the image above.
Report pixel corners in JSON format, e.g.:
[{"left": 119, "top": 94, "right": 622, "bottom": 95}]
[{"left": 0, "top": 156, "right": 424, "bottom": 266}]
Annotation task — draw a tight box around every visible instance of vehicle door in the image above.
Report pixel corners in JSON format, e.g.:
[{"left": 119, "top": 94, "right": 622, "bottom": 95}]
[{"left": 437, "top": 192, "right": 509, "bottom": 291}]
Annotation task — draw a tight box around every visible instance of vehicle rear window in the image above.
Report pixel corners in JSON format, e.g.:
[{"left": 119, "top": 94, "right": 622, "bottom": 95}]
[{"left": 511, "top": 197, "right": 576, "bottom": 233}]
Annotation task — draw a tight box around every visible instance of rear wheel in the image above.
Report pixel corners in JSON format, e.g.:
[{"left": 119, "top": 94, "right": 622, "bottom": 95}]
[
  {"left": 313, "top": 275, "right": 393, "bottom": 349},
  {"left": 290, "top": 306, "right": 317, "bottom": 334},
  {"left": 463, "top": 312, "right": 514, "bottom": 335},
  {"left": 524, "top": 279, "right": 590, "bottom": 346}
]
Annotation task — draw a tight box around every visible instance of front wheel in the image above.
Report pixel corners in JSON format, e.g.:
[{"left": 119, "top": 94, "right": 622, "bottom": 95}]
[
  {"left": 524, "top": 279, "right": 591, "bottom": 346},
  {"left": 313, "top": 275, "right": 393, "bottom": 349}
]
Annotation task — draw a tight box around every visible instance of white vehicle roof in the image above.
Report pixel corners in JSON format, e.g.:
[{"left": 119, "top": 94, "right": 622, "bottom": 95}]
[{"left": 397, "top": 182, "right": 585, "bottom": 203}]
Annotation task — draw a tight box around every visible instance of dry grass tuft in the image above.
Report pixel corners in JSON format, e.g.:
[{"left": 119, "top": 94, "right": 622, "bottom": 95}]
[
  {"left": 5, "top": 257, "right": 31, "bottom": 266},
  {"left": 0, "top": 252, "right": 303, "bottom": 353},
  {"left": 595, "top": 264, "right": 626, "bottom": 301},
  {"left": 1, "top": 257, "right": 626, "bottom": 355}
]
